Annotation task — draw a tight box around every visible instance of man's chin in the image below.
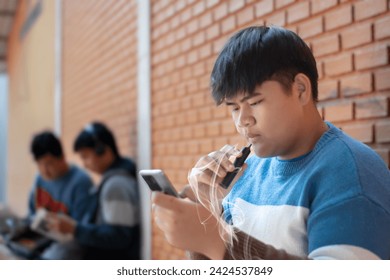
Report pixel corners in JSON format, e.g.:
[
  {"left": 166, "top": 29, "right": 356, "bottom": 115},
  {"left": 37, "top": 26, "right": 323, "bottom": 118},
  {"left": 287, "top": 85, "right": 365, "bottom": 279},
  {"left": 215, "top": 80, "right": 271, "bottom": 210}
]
[
  {"left": 42, "top": 175, "right": 54, "bottom": 181},
  {"left": 253, "top": 146, "right": 275, "bottom": 158}
]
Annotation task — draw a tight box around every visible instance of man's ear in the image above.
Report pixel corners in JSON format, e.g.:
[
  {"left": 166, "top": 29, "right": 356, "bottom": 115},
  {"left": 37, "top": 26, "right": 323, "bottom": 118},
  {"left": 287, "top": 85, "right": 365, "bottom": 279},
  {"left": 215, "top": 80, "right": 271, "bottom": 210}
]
[{"left": 294, "top": 73, "right": 312, "bottom": 105}]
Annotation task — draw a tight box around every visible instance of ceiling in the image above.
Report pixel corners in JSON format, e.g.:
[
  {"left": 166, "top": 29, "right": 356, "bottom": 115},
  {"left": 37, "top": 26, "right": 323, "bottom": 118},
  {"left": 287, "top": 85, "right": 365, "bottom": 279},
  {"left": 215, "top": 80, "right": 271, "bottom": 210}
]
[{"left": 0, "top": 0, "right": 18, "bottom": 73}]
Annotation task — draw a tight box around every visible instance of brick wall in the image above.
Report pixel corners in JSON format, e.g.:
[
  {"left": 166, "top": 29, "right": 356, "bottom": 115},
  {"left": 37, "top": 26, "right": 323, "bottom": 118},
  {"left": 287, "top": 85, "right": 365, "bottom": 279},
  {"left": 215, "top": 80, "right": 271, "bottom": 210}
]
[
  {"left": 59, "top": 0, "right": 390, "bottom": 260},
  {"left": 150, "top": 0, "right": 390, "bottom": 259},
  {"left": 61, "top": 0, "right": 138, "bottom": 165}
]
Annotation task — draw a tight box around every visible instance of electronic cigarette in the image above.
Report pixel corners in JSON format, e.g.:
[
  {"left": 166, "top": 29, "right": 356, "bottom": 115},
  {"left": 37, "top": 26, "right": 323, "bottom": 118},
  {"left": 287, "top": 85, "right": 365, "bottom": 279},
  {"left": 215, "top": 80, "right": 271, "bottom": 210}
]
[{"left": 220, "top": 144, "right": 252, "bottom": 189}]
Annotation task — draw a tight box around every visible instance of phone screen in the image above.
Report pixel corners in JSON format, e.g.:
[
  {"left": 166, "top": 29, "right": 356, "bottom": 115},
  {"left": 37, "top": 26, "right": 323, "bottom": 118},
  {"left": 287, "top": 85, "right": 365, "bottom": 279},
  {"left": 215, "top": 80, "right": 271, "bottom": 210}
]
[{"left": 139, "top": 170, "right": 179, "bottom": 197}]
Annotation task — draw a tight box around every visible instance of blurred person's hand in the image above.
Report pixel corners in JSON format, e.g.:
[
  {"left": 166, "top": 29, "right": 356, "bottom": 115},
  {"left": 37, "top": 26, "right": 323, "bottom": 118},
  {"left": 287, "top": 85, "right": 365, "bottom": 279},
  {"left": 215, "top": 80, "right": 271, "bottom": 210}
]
[
  {"left": 45, "top": 212, "right": 77, "bottom": 235},
  {"left": 152, "top": 191, "right": 226, "bottom": 259}
]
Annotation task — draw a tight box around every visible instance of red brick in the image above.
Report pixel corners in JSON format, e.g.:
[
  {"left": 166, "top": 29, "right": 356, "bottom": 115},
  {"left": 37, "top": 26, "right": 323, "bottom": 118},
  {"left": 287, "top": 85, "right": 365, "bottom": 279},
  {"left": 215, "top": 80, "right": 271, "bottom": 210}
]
[
  {"left": 192, "top": 1, "right": 205, "bottom": 16},
  {"left": 375, "top": 67, "right": 390, "bottom": 91},
  {"left": 299, "top": 16, "right": 323, "bottom": 39},
  {"left": 192, "top": 31, "right": 205, "bottom": 47},
  {"left": 198, "top": 107, "right": 213, "bottom": 121},
  {"left": 174, "top": 26, "right": 186, "bottom": 41},
  {"left": 325, "top": 5, "right": 353, "bottom": 31},
  {"left": 181, "top": 126, "right": 193, "bottom": 140},
  {"left": 255, "top": 0, "right": 274, "bottom": 18},
  {"left": 318, "top": 79, "right": 339, "bottom": 100},
  {"left": 185, "top": 109, "right": 198, "bottom": 124},
  {"left": 355, "top": 97, "right": 389, "bottom": 119},
  {"left": 266, "top": 10, "right": 286, "bottom": 26},
  {"left": 324, "top": 103, "right": 354, "bottom": 122},
  {"left": 288, "top": 26, "right": 298, "bottom": 34},
  {"left": 175, "top": 54, "right": 186, "bottom": 69},
  {"left": 199, "top": 139, "right": 214, "bottom": 153},
  {"left": 375, "top": 16, "right": 390, "bottom": 40},
  {"left": 343, "top": 123, "right": 373, "bottom": 143},
  {"left": 169, "top": 15, "right": 180, "bottom": 30},
  {"left": 311, "top": 0, "right": 338, "bottom": 14},
  {"left": 287, "top": 1, "right": 310, "bottom": 24},
  {"left": 214, "top": 2, "right": 228, "bottom": 21},
  {"left": 275, "top": 0, "right": 295, "bottom": 9},
  {"left": 186, "top": 49, "right": 199, "bottom": 64},
  {"left": 206, "top": 23, "right": 220, "bottom": 40},
  {"left": 213, "top": 36, "right": 228, "bottom": 54},
  {"left": 176, "top": 141, "right": 187, "bottom": 156},
  {"left": 199, "top": 13, "right": 212, "bottom": 29},
  {"left": 206, "top": 0, "right": 220, "bottom": 8},
  {"left": 221, "top": 15, "right": 236, "bottom": 34},
  {"left": 229, "top": 0, "right": 245, "bottom": 13},
  {"left": 355, "top": 45, "right": 390, "bottom": 70},
  {"left": 221, "top": 119, "right": 237, "bottom": 135},
  {"left": 206, "top": 122, "right": 221, "bottom": 136},
  {"left": 199, "top": 44, "right": 212, "bottom": 59},
  {"left": 187, "top": 140, "right": 200, "bottom": 155},
  {"left": 374, "top": 148, "right": 389, "bottom": 167},
  {"left": 193, "top": 124, "right": 206, "bottom": 138},
  {"left": 312, "top": 34, "right": 340, "bottom": 57},
  {"left": 214, "top": 136, "right": 230, "bottom": 150},
  {"left": 174, "top": 1, "right": 186, "bottom": 12},
  {"left": 237, "top": 6, "right": 254, "bottom": 26},
  {"left": 340, "top": 72, "right": 373, "bottom": 97},
  {"left": 317, "top": 60, "right": 324, "bottom": 79},
  {"left": 355, "top": 0, "right": 387, "bottom": 21},
  {"left": 213, "top": 105, "right": 229, "bottom": 119},
  {"left": 341, "top": 22, "right": 372, "bottom": 50},
  {"left": 324, "top": 53, "right": 353, "bottom": 76},
  {"left": 186, "top": 18, "right": 199, "bottom": 35},
  {"left": 376, "top": 121, "right": 390, "bottom": 143},
  {"left": 180, "top": 7, "right": 192, "bottom": 24}
]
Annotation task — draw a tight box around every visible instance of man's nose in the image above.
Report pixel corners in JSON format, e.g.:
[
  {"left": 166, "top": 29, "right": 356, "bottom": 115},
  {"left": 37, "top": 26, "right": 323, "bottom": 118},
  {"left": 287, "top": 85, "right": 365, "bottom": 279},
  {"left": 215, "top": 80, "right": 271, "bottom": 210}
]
[{"left": 237, "top": 108, "right": 255, "bottom": 127}]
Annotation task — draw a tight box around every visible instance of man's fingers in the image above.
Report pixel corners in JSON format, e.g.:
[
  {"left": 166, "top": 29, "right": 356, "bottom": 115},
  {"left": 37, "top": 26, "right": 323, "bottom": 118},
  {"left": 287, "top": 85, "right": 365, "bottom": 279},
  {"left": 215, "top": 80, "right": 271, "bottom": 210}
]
[
  {"left": 219, "top": 144, "right": 241, "bottom": 157},
  {"left": 194, "top": 155, "right": 232, "bottom": 176}
]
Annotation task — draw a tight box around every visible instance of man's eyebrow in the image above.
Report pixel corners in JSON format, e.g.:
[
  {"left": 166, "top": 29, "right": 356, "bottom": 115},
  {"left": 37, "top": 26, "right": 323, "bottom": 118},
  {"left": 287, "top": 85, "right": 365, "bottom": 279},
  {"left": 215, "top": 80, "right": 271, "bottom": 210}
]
[{"left": 224, "top": 92, "right": 263, "bottom": 105}]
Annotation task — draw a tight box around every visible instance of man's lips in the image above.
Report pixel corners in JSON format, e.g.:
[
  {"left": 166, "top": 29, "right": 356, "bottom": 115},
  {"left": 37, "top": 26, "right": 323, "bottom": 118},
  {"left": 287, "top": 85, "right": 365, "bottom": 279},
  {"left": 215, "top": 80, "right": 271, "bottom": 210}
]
[
  {"left": 246, "top": 133, "right": 260, "bottom": 138},
  {"left": 246, "top": 133, "right": 261, "bottom": 143}
]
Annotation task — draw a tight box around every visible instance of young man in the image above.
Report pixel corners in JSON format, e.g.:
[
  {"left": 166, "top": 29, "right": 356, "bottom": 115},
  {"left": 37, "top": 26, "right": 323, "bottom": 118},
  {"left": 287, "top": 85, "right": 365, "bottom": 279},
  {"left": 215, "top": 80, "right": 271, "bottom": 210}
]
[
  {"left": 29, "top": 131, "right": 93, "bottom": 219},
  {"left": 47, "top": 122, "right": 140, "bottom": 259},
  {"left": 29, "top": 131, "right": 94, "bottom": 259},
  {"left": 152, "top": 26, "right": 390, "bottom": 260}
]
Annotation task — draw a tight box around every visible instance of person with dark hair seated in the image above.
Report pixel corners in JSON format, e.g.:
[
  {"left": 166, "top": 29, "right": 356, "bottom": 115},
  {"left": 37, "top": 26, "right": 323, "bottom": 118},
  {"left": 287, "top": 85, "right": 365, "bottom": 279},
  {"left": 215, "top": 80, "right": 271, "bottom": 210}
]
[
  {"left": 27, "top": 131, "right": 94, "bottom": 259},
  {"left": 47, "top": 122, "right": 140, "bottom": 260},
  {"left": 29, "top": 131, "right": 93, "bottom": 220}
]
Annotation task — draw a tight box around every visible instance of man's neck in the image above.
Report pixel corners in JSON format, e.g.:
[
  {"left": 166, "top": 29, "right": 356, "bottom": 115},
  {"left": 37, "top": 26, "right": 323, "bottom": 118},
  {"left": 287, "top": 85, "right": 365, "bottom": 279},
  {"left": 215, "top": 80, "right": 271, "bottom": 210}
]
[
  {"left": 58, "top": 161, "right": 70, "bottom": 177},
  {"left": 279, "top": 112, "right": 328, "bottom": 160},
  {"left": 101, "top": 152, "right": 118, "bottom": 174},
  {"left": 298, "top": 113, "right": 328, "bottom": 155}
]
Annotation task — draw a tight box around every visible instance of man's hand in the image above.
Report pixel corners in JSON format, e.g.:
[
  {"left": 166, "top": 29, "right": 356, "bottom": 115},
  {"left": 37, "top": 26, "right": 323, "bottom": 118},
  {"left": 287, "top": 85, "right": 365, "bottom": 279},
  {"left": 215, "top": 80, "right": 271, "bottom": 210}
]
[
  {"left": 45, "top": 212, "right": 77, "bottom": 235},
  {"left": 188, "top": 145, "right": 247, "bottom": 210},
  {"left": 152, "top": 191, "right": 226, "bottom": 260}
]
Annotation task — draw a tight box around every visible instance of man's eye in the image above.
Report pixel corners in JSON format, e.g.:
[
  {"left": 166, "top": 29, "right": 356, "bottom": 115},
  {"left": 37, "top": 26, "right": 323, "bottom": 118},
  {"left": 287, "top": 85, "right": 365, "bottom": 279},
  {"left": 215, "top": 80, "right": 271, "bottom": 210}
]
[{"left": 250, "top": 100, "right": 263, "bottom": 106}]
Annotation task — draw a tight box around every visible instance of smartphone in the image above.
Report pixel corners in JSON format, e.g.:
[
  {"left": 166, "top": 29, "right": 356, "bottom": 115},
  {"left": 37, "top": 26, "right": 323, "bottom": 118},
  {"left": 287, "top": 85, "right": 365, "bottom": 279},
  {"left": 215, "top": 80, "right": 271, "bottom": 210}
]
[{"left": 139, "top": 169, "right": 179, "bottom": 197}]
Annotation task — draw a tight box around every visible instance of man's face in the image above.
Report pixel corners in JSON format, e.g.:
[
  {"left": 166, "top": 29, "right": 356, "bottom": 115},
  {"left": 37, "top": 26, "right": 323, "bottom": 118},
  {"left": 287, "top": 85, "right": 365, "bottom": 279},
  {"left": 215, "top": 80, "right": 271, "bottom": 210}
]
[
  {"left": 77, "top": 148, "right": 104, "bottom": 174},
  {"left": 36, "top": 154, "right": 66, "bottom": 181},
  {"left": 225, "top": 80, "right": 304, "bottom": 159}
]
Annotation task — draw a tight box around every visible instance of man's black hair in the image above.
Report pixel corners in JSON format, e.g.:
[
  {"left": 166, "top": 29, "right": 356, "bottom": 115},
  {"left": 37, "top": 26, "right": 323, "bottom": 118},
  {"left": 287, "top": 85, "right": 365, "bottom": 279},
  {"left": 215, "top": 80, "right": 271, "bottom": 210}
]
[
  {"left": 211, "top": 25, "right": 319, "bottom": 105},
  {"left": 73, "top": 121, "right": 120, "bottom": 157},
  {"left": 31, "top": 131, "right": 64, "bottom": 160}
]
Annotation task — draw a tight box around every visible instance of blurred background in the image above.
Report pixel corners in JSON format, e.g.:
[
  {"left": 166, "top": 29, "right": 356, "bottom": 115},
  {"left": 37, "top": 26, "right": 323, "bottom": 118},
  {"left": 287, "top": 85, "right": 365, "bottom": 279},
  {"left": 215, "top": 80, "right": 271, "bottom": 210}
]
[{"left": 0, "top": 0, "right": 389, "bottom": 259}]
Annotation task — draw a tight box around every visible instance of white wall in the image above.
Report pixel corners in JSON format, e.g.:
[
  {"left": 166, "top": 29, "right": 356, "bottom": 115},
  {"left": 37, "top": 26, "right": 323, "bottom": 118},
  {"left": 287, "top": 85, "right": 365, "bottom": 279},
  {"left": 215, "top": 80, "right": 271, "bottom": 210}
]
[{"left": 0, "top": 74, "right": 8, "bottom": 203}]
